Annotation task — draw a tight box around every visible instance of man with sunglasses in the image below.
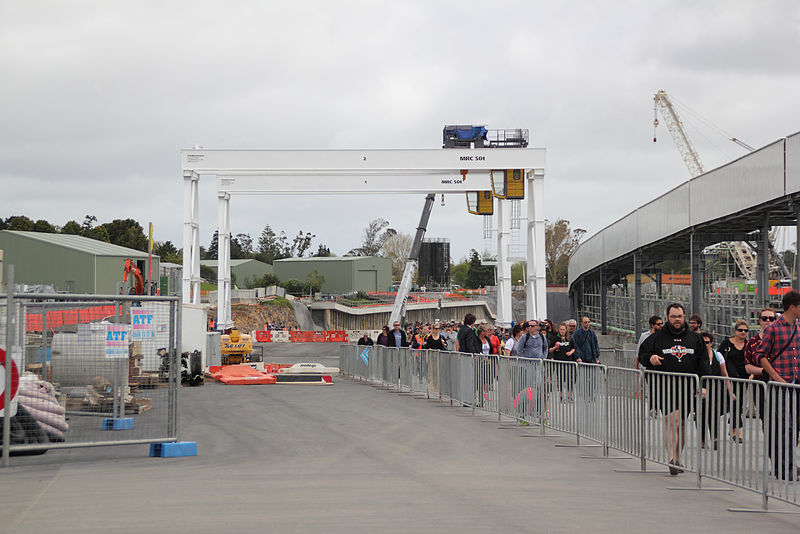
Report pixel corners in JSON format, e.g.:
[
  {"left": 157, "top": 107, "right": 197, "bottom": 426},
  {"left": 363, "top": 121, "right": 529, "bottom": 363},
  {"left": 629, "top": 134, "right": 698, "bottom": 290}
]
[
  {"left": 755, "top": 291, "right": 800, "bottom": 480},
  {"left": 744, "top": 308, "right": 776, "bottom": 381},
  {"left": 636, "top": 316, "right": 663, "bottom": 369}
]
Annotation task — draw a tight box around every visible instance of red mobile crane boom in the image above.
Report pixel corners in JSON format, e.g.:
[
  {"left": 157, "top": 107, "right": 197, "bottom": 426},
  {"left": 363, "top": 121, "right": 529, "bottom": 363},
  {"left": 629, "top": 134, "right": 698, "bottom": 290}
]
[{"left": 123, "top": 258, "right": 145, "bottom": 295}]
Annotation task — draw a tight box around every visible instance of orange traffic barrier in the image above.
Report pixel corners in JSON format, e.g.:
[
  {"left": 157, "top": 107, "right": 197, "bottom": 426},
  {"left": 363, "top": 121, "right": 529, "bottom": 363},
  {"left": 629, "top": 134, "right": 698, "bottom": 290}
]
[
  {"left": 310, "top": 331, "right": 327, "bottom": 343},
  {"left": 328, "top": 331, "right": 347, "bottom": 342},
  {"left": 255, "top": 330, "right": 272, "bottom": 342},
  {"left": 209, "top": 364, "right": 277, "bottom": 385}
]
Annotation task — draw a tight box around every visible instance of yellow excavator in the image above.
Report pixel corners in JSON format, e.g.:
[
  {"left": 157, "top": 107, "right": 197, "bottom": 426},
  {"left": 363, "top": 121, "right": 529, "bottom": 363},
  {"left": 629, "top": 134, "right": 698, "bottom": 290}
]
[{"left": 220, "top": 329, "right": 253, "bottom": 365}]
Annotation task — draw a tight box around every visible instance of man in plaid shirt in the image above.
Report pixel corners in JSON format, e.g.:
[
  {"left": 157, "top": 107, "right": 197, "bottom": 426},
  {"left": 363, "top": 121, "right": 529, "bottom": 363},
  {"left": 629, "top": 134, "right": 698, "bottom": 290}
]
[{"left": 755, "top": 290, "right": 800, "bottom": 480}]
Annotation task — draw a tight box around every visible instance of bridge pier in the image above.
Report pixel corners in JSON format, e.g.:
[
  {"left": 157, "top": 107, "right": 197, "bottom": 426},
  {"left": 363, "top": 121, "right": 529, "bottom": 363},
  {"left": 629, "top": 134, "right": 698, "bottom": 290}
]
[
  {"left": 757, "top": 214, "right": 770, "bottom": 307},
  {"left": 690, "top": 232, "right": 704, "bottom": 316}
]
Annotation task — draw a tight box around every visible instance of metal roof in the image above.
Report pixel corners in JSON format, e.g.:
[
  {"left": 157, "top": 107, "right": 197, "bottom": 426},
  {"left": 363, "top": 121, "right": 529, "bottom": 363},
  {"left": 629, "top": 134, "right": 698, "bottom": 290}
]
[
  {"left": 200, "top": 259, "right": 264, "bottom": 267},
  {"left": 568, "top": 131, "right": 800, "bottom": 288},
  {"left": 0, "top": 230, "right": 152, "bottom": 258}
]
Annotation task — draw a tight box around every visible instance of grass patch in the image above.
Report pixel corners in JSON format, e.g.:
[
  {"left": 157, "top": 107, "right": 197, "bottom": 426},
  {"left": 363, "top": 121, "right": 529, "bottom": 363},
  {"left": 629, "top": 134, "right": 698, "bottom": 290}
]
[
  {"left": 261, "top": 297, "right": 292, "bottom": 309},
  {"left": 201, "top": 282, "right": 217, "bottom": 291}
]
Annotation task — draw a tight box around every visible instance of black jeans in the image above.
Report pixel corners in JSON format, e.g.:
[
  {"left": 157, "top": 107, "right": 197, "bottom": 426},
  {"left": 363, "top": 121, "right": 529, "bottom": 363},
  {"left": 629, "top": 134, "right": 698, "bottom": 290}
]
[{"left": 767, "top": 382, "right": 800, "bottom": 480}]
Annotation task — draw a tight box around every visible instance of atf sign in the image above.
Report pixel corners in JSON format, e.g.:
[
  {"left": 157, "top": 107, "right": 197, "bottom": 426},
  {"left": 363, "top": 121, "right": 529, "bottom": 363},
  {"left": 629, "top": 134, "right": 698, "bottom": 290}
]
[{"left": 0, "top": 347, "right": 20, "bottom": 418}]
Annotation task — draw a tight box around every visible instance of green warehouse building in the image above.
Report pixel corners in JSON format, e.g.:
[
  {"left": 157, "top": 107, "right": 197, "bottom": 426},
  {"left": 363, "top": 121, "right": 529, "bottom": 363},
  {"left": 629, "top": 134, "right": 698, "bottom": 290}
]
[
  {"left": 274, "top": 256, "right": 391, "bottom": 294},
  {"left": 199, "top": 259, "right": 273, "bottom": 287},
  {"left": 0, "top": 230, "right": 159, "bottom": 294}
]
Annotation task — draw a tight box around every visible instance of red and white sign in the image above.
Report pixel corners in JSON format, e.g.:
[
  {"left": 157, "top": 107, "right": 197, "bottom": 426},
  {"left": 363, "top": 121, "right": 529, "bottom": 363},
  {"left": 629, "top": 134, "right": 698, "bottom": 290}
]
[{"left": 0, "top": 347, "right": 21, "bottom": 418}]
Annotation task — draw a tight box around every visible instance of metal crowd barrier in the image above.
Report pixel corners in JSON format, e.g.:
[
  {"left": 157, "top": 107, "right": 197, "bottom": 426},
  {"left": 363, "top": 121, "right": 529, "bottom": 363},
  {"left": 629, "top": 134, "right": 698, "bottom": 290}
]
[
  {"left": 338, "top": 344, "right": 799, "bottom": 511},
  {"left": 2, "top": 294, "right": 181, "bottom": 466}
]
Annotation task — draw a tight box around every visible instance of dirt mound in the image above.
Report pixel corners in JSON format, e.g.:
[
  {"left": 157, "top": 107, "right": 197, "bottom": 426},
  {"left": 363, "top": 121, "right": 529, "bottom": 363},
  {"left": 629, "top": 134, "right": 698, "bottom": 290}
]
[{"left": 207, "top": 303, "right": 299, "bottom": 333}]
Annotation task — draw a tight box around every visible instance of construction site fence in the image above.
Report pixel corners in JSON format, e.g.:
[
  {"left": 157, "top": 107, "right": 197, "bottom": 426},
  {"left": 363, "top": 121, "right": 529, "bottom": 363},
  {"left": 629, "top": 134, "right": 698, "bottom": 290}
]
[
  {"left": 339, "top": 344, "right": 800, "bottom": 511},
  {"left": 2, "top": 292, "right": 181, "bottom": 467}
]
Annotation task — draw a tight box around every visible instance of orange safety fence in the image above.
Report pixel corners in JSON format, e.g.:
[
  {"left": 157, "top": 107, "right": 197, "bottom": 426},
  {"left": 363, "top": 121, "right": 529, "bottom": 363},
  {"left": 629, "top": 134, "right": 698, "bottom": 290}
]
[
  {"left": 254, "top": 330, "right": 348, "bottom": 343},
  {"left": 26, "top": 305, "right": 118, "bottom": 332}
]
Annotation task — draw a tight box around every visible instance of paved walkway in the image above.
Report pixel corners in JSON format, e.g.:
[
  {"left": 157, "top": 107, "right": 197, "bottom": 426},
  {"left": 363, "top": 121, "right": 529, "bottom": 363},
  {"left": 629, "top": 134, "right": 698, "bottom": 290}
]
[{"left": 2, "top": 345, "right": 799, "bottom": 533}]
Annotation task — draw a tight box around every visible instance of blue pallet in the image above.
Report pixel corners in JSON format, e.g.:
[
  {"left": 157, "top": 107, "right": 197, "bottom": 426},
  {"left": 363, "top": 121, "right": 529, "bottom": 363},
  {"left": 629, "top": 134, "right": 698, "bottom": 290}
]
[
  {"left": 102, "top": 418, "right": 134, "bottom": 430},
  {"left": 150, "top": 441, "right": 198, "bottom": 458}
]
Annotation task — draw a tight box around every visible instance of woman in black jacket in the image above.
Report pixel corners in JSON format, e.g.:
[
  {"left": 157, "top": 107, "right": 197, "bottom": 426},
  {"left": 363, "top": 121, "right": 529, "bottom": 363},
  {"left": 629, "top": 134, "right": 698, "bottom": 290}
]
[{"left": 717, "top": 319, "right": 748, "bottom": 442}]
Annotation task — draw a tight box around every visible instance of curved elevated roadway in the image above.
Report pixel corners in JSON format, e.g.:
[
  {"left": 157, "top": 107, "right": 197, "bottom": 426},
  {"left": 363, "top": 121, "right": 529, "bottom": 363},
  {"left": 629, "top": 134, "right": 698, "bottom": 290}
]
[{"left": 568, "top": 132, "right": 800, "bottom": 333}]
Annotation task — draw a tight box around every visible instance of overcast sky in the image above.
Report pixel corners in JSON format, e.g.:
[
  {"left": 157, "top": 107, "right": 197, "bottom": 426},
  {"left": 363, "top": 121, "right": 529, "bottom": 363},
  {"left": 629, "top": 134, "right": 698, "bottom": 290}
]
[{"left": 3, "top": 1, "right": 800, "bottom": 263}]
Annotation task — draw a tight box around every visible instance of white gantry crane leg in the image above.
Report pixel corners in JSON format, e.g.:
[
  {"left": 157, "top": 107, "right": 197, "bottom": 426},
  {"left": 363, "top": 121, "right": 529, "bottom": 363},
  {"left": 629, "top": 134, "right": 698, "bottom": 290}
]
[
  {"left": 216, "top": 191, "right": 233, "bottom": 330},
  {"left": 182, "top": 171, "right": 201, "bottom": 304},
  {"left": 496, "top": 199, "right": 512, "bottom": 328},
  {"left": 526, "top": 169, "right": 547, "bottom": 320}
]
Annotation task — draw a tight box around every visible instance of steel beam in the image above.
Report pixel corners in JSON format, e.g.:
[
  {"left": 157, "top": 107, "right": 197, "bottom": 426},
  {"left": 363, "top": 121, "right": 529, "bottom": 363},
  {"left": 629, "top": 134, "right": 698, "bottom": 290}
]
[
  {"left": 757, "top": 214, "right": 770, "bottom": 306},
  {"left": 600, "top": 267, "right": 607, "bottom": 334},
  {"left": 690, "top": 232, "right": 703, "bottom": 315}
]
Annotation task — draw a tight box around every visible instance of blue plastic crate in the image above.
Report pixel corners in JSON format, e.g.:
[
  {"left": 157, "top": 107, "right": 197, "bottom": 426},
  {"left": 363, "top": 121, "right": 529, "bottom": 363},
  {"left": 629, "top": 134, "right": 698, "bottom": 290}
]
[
  {"left": 102, "top": 418, "right": 134, "bottom": 430},
  {"left": 150, "top": 441, "right": 198, "bottom": 457}
]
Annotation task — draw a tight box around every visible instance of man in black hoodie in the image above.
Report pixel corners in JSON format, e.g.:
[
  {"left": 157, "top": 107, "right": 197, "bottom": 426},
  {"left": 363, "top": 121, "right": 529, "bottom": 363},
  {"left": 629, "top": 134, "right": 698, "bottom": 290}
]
[{"left": 638, "top": 303, "right": 709, "bottom": 475}]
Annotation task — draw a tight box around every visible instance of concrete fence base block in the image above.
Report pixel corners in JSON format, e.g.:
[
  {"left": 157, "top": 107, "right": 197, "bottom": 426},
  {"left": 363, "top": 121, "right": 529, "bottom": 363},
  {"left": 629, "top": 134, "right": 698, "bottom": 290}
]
[
  {"left": 150, "top": 441, "right": 198, "bottom": 457},
  {"left": 102, "top": 418, "right": 134, "bottom": 430}
]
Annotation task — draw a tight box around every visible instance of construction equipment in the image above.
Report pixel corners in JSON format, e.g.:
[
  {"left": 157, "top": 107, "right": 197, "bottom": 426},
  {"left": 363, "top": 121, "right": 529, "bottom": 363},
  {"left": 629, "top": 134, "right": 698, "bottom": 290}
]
[
  {"left": 122, "top": 259, "right": 145, "bottom": 295},
  {"left": 389, "top": 194, "right": 436, "bottom": 326},
  {"left": 220, "top": 329, "right": 253, "bottom": 365}
]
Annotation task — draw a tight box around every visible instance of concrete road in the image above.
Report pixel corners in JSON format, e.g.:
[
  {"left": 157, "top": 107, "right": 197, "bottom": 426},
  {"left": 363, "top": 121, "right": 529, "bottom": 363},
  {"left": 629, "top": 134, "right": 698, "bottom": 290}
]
[{"left": 2, "top": 344, "right": 799, "bottom": 533}]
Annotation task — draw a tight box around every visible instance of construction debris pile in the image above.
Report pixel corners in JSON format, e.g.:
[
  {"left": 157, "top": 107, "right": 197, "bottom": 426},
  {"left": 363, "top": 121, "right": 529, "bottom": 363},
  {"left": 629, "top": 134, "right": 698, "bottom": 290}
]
[{"left": 207, "top": 303, "right": 299, "bottom": 333}]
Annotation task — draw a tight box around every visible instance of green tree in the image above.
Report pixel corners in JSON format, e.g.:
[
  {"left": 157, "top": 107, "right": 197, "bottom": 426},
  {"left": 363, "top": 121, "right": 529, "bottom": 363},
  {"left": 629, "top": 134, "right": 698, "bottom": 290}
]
[
  {"left": 306, "top": 270, "right": 326, "bottom": 294},
  {"left": 85, "top": 225, "right": 111, "bottom": 243},
  {"left": 281, "top": 278, "right": 305, "bottom": 296},
  {"left": 451, "top": 261, "right": 469, "bottom": 287},
  {"left": 4, "top": 216, "right": 35, "bottom": 231},
  {"left": 244, "top": 272, "right": 281, "bottom": 289},
  {"left": 465, "top": 249, "right": 494, "bottom": 289},
  {"left": 545, "top": 219, "right": 586, "bottom": 284},
  {"left": 380, "top": 232, "right": 412, "bottom": 279},
  {"left": 153, "top": 241, "right": 182, "bottom": 264},
  {"left": 347, "top": 218, "right": 396, "bottom": 256},
  {"left": 234, "top": 233, "right": 254, "bottom": 258},
  {"left": 511, "top": 262, "right": 526, "bottom": 286},
  {"left": 61, "top": 220, "right": 82, "bottom": 235},
  {"left": 101, "top": 219, "right": 148, "bottom": 251},
  {"left": 256, "top": 224, "right": 284, "bottom": 263},
  {"left": 313, "top": 243, "right": 333, "bottom": 257},
  {"left": 33, "top": 219, "right": 57, "bottom": 233},
  {"left": 206, "top": 231, "right": 219, "bottom": 260}
]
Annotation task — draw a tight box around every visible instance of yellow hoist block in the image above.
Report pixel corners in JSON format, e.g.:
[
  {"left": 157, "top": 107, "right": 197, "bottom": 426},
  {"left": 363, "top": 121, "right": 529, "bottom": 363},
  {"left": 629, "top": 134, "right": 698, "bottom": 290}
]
[
  {"left": 466, "top": 190, "right": 494, "bottom": 215},
  {"left": 490, "top": 169, "right": 525, "bottom": 199}
]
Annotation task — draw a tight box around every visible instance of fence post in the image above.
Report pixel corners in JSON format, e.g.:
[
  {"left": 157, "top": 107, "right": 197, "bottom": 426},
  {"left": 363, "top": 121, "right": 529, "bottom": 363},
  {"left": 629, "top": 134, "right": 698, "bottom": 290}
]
[
  {"left": 603, "top": 365, "right": 609, "bottom": 456},
  {"left": 639, "top": 369, "right": 647, "bottom": 471},
  {"left": 2, "top": 265, "right": 14, "bottom": 468}
]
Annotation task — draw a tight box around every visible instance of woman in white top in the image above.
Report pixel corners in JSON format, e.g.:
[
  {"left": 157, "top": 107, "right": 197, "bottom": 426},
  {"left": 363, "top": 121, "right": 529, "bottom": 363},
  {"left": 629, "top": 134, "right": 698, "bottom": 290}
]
[{"left": 504, "top": 324, "right": 525, "bottom": 356}]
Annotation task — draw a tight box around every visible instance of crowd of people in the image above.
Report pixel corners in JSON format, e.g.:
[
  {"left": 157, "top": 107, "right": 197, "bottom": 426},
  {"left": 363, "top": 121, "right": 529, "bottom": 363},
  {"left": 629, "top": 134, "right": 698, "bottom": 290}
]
[
  {"left": 353, "top": 296, "right": 800, "bottom": 481},
  {"left": 637, "top": 293, "right": 800, "bottom": 479},
  {"left": 356, "top": 314, "right": 601, "bottom": 364}
]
